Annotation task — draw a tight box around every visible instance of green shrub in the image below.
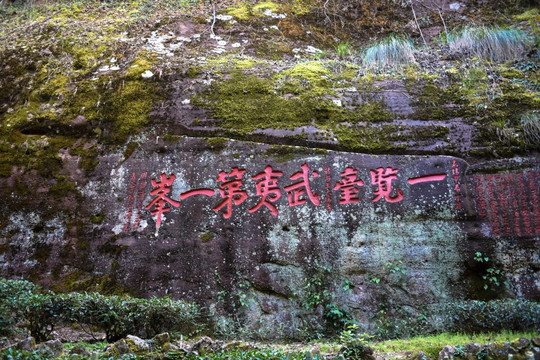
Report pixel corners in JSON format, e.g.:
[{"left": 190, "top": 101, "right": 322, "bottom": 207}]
[
  {"left": 0, "top": 279, "right": 41, "bottom": 336},
  {"left": 448, "top": 26, "right": 530, "bottom": 61},
  {"left": 62, "top": 292, "right": 204, "bottom": 342},
  {"left": 371, "top": 299, "right": 540, "bottom": 340},
  {"left": 0, "top": 278, "right": 205, "bottom": 343},
  {"left": 362, "top": 35, "right": 415, "bottom": 69},
  {"left": 438, "top": 299, "right": 540, "bottom": 333}
]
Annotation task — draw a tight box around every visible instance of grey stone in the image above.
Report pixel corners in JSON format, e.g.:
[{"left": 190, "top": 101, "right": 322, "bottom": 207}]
[
  {"left": 42, "top": 339, "right": 64, "bottom": 358},
  {"left": 107, "top": 339, "right": 131, "bottom": 357},
  {"left": 438, "top": 345, "right": 455, "bottom": 360},
  {"left": 514, "top": 338, "right": 531, "bottom": 351},
  {"left": 69, "top": 344, "right": 92, "bottom": 357},
  {"left": 13, "top": 337, "right": 37, "bottom": 352},
  {"left": 464, "top": 343, "right": 482, "bottom": 354},
  {"left": 152, "top": 332, "right": 171, "bottom": 348},
  {"left": 487, "top": 342, "right": 510, "bottom": 360},
  {"left": 190, "top": 336, "right": 223, "bottom": 355},
  {"left": 126, "top": 335, "right": 150, "bottom": 354}
]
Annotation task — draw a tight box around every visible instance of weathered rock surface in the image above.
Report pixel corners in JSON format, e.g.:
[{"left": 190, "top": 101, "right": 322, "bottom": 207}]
[
  {"left": 0, "top": 0, "right": 538, "bottom": 341},
  {"left": 69, "top": 344, "right": 92, "bottom": 357},
  {"left": 38, "top": 339, "right": 64, "bottom": 358},
  {"left": 10, "top": 337, "right": 36, "bottom": 352},
  {"left": 0, "top": 135, "right": 539, "bottom": 337}
]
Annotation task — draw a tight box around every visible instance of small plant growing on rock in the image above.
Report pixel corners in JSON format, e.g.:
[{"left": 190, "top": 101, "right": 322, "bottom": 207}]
[
  {"left": 473, "top": 252, "right": 508, "bottom": 291},
  {"left": 334, "top": 41, "right": 353, "bottom": 59},
  {"left": 339, "top": 325, "right": 375, "bottom": 360}
]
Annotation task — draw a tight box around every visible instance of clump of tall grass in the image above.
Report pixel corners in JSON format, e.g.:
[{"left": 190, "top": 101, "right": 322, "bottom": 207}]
[
  {"left": 521, "top": 111, "right": 540, "bottom": 146},
  {"left": 334, "top": 41, "right": 353, "bottom": 59},
  {"left": 448, "top": 25, "right": 530, "bottom": 61},
  {"left": 362, "top": 35, "right": 416, "bottom": 69}
]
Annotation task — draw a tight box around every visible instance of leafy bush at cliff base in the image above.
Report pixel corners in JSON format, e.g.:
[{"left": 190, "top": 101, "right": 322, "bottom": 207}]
[
  {"left": 373, "top": 299, "right": 540, "bottom": 340},
  {"left": 0, "top": 278, "right": 205, "bottom": 342},
  {"left": 437, "top": 300, "right": 540, "bottom": 333},
  {"left": 0, "top": 279, "right": 41, "bottom": 336}
]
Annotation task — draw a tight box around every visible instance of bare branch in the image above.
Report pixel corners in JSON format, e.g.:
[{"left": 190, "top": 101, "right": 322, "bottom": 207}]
[
  {"left": 410, "top": 0, "right": 427, "bottom": 47},
  {"left": 210, "top": 0, "right": 216, "bottom": 37},
  {"left": 437, "top": 8, "right": 448, "bottom": 38}
]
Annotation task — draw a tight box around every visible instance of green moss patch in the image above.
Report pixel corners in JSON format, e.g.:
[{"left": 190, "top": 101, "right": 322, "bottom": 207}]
[{"left": 227, "top": 1, "right": 282, "bottom": 20}]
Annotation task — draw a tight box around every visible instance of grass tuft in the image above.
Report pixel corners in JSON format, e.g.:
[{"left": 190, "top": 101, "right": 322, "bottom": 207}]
[
  {"left": 448, "top": 26, "right": 530, "bottom": 61},
  {"left": 362, "top": 35, "right": 415, "bottom": 69},
  {"left": 334, "top": 41, "right": 353, "bottom": 59},
  {"left": 521, "top": 111, "right": 540, "bottom": 147}
]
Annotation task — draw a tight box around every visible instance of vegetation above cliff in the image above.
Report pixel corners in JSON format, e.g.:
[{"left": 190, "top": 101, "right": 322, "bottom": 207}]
[{"left": 0, "top": 0, "right": 538, "bottom": 176}]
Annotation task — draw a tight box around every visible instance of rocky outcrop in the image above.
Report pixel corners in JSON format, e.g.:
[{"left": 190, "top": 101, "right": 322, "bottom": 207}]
[
  {"left": 0, "top": 135, "right": 538, "bottom": 338},
  {"left": 0, "top": 0, "right": 538, "bottom": 341}
]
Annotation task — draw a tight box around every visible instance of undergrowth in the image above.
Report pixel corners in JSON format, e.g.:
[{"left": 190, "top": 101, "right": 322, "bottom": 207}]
[
  {"left": 0, "top": 278, "right": 205, "bottom": 343},
  {"left": 373, "top": 330, "right": 539, "bottom": 359}
]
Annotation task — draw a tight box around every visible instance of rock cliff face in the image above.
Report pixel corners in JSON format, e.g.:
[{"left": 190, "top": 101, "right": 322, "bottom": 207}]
[{"left": 0, "top": 0, "right": 538, "bottom": 339}]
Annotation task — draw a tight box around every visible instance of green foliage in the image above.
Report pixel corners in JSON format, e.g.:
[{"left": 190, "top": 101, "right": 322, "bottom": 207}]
[
  {"left": 0, "top": 348, "right": 50, "bottom": 360},
  {"left": 166, "top": 347, "right": 315, "bottom": 359},
  {"left": 0, "top": 279, "right": 41, "bottom": 336},
  {"left": 339, "top": 325, "right": 375, "bottom": 360},
  {"left": 473, "top": 252, "right": 508, "bottom": 291},
  {"left": 438, "top": 299, "right": 540, "bottom": 333},
  {"left": 448, "top": 26, "right": 530, "bottom": 61},
  {"left": 0, "top": 278, "right": 205, "bottom": 343},
  {"left": 334, "top": 41, "right": 353, "bottom": 59},
  {"left": 372, "top": 302, "right": 431, "bottom": 340},
  {"left": 372, "top": 330, "right": 538, "bottom": 359},
  {"left": 362, "top": 35, "right": 415, "bottom": 69},
  {"left": 299, "top": 258, "right": 351, "bottom": 336},
  {"left": 521, "top": 111, "right": 540, "bottom": 147},
  {"left": 473, "top": 252, "right": 489, "bottom": 263},
  {"left": 371, "top": 298, "right": 540, "bottom": 340}
]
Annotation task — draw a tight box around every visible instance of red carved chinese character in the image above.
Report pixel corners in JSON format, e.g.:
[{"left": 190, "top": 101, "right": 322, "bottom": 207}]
[
  {"left": 145, "top": 173, "right": 181, "bottom": 227},
  {"left": 213, "top": 167, "right": 248, "bottom": 218},
  {"left": 249, "top": 165, "right": 283, "bottom": 216},
  {"left": 180, "top": 188, "right": 215, "bottom": 199},
  {"left": 407, "top": 173, "right": 447, "bottom": 185},
  {"left": 284, "top": 163, "right": 320, "bottom": 206},
  {"left": 370, "top": 167, "right": 403, "bottom": 203},
  {"left": 334, "top": 167, "right": 364, "bottom": 204}
]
